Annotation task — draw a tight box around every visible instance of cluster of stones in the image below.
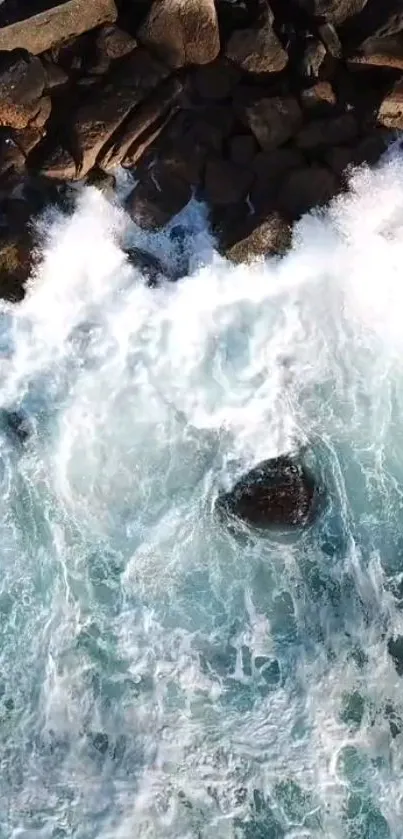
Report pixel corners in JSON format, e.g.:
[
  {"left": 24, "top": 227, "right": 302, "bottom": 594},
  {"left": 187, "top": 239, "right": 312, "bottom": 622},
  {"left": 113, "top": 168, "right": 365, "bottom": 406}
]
[{"left": 1, "top": 0, "right": 403, "bottom": 298}]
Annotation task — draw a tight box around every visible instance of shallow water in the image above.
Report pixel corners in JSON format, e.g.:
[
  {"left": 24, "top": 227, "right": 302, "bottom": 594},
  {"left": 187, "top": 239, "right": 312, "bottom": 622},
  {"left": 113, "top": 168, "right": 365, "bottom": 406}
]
[{"left": 1, "top": 150, "right": 403, "bottom": 838}]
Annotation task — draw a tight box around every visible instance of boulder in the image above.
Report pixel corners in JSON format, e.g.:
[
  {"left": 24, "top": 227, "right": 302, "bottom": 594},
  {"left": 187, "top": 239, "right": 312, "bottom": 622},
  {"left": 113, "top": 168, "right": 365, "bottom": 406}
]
[
  {"left": 301, "top": 38, "right": 327, "bottom": 79},
  {"left": 41, "top": 59, "right": 69, "bottom": 93},
  {"left": 295, "top": 113, "right": 358, "bottom": 149},
  {"left": 300, "top": 81, "right": 337, "bottom": 111},
  {"left": 0, "top": 50, "right": 46, "bottom": 129},
  {"left": 0, "top": 409, "right": 31, "bottom": 444},
  {"left": 295, "top": 0, "right": 368, "bottom": 26},
  {"left": 223, "top": 213, "right": 292, "bottom": 264},
  {"left": 250, "top": 147, "right": 305, "bottom": 209},
  {"left": 138, "top": 0, "right": 220, "bottom": 68},
  {"left": 204, "top": 157, "right": 253, "bottom": 205},
  {"left": 192, "top": 59, "right": 240, "bottom": 101},
  {"left": 348, "top": 34, "right": 403, "bottom": 70},
  {"left": 32, "top": 144, "right": 77, "bottom": 180},
  {"left": 377, "top": 79, "right": 403, "bottom": 129},
  {"left": 341, "top": 0, "right": 403, "bottom": 49},
  {"left": 239, "top": 94, "right": 302, "bottom": 151},
  {"left": 0, "top": 229, "right": 32, "bottom": 302},
  {"left": 125, "top": 164, "right": 192, "bottom": 230},
  {"left": 229, "top": 134, "right": 258, "bottom": 166},
  {"left": 279, "top": 165, "right": 338, "bottom": 218},
  {"left": 0, "top": 132, "right": 25, "bottom": 175},
  {"left": 100, "top": 76, "right": 183, "bottom": 170},
  {"left": 215, "top": 454, "right": 318, "bottom": 528},
  {"left": 387, "top": 635, "right": 403, "bottom": 676},
  {"left": 0, "top": 0, "right": 117, "bottom": 56},
  {"left": 96, "top": 24, "right": 137, "bottom": 62},
  {"left": 123, "top": 246, "right": 172, "bottom": 287},
  {"left": 225, "top": 5, "right": 288, "bottom": 74}
]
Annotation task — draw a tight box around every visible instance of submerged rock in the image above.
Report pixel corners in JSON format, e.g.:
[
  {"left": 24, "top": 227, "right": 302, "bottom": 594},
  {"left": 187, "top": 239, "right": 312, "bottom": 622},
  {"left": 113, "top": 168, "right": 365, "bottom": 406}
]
[
  {"left": 123, "top": 246, "right": 172, "bottom": 287},
  {"left": 0, "top": 408, "right": 31, "bottom": 443},
  {"left": 215, "top": 453, "right": 318, "bottom": 528}
]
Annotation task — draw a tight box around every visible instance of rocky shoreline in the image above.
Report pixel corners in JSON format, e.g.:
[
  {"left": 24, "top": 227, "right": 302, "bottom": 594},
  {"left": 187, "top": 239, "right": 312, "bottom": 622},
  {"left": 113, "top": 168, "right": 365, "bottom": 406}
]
[{"left": 0, "top": 0, "right": 403, "bottom": 299}]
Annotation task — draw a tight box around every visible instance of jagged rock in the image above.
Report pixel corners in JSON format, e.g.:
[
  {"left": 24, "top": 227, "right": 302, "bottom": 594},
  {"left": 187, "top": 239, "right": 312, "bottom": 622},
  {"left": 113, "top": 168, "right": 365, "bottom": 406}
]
[
  {"left": 0, "top": 132, "right": 25, "bottom": 175},
  {"left": 86, "top": 168, "right": 116, "bottom": 196},
  {"left": 250, "top": 147, "right": 305, "bottom": 209},
  {"left": 296, "top": 0, "right": 368, "bottom": 26},
  {"left": 125, "top": 164, "right": 192, "bottom": 230},
  {"left": 96, "top": 24, "right": 137, "bottom": 61},
  {"left": 41, "top": 58, "right": 69, "bottom": 92},
  {"left": 229, "top": 134, "right": 258, "bottom": 166},
  {"left": 192, "top": 59, "right": 240, "bottom": 101},
  {"left": 0, "top": 229, "right": 32, "bottom": 301},
  {"left": 279, "top": 164, "right": 338, "bottom": 218},
  {"left": 225, "top": 5, "right": 288, "bottom": 74},
  {"left": 341, "top": 0, "right": 403, "bottom": 48},
  {"left": 215, "top": 454, "right": 318, "bottom": 528},
  {"left": 0, "top": 50, "right": 46, "bottom": 129},
  {"left": 388, "top": 635, "right": 403, "bottom": 676},
  {"left": 222, "top": 212, "right": 292, "bottom": 264},
  {"left": 100, "top": 76, "right": 183, "bottom": 170},
  {"left": 301, "top": 38, "right": 327, "bottom": 79},
  {"left": 239, "top": 94, "right": 302, "bottom": 150},
  {"left": 123, "top": 246, "right": 171, "bottom": 287},
  {"left": 296, "top": 113, "right": 358, "bottom": 149},
  {"left": 204, "top": 157, "right": 253, "bottom": 205},
  {"left": 0, "top": 0, "right": 117, "bottom": 55},
  {"left": 377, "top": 79, "right": 403, "bottom": 129},
  {"left": 138, "top": 0, "right": 220, "bottom": 68},
  {"left": 317, "top": 22, "right": 342, "bottom": 57},
  {"left": 348, "top": 34, "right": 403, "bottom": 70},
  {"left": 300, "top": 81, "right": 337, "bottom": 111},
  {"left": 33, "top": 144, "right": 77, "bottom": 180}
]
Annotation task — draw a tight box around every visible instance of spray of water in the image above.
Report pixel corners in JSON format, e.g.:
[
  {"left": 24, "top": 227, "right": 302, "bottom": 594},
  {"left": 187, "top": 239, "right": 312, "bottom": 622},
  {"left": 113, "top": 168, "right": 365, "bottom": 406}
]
[{"left": 1, "top": 146, "right": 403, "bottom": 839}]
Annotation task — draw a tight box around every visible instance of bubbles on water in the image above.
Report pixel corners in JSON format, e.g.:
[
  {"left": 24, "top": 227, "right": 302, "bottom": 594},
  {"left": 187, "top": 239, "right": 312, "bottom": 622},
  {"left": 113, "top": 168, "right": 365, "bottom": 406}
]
[{"left": 3, "top": 147, "right": 403, "bottom": 837}]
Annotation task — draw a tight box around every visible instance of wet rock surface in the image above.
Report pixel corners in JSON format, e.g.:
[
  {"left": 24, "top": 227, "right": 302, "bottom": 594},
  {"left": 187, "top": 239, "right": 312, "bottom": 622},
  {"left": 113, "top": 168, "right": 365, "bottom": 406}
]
[
  {"left": 215, "top": 454, "right": 319, "bottom": 529},
  {"left": 0, "top": 0, "right": 401, "bottom": 297}
]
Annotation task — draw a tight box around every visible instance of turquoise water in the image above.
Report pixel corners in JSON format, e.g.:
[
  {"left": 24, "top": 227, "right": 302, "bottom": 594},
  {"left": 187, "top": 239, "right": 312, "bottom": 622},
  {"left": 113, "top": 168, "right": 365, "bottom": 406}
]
[{"left": 1, "top": 152, "right": 403, "bottom": 837}]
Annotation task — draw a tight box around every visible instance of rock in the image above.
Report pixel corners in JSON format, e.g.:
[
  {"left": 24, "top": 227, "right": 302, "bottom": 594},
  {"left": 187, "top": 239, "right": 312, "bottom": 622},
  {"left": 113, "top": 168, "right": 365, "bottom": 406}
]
[
  {"left": 0, "top": 229, "right": 32, "bottom": 301},
  {"left": 0, "top": 132, "right": 25, "bottom": 175},
  {"left": 125, "top": 165, "right": 192, "bottom": 230},
  {"left": 215, "top": 454, "right": 318, "bottom": 528},
  {"left": 96, "top": 24, "right": 137, "bottom": 61},
  {"left": 138, "top": 0, "right": 220, "bottom": 69},
  {"left": 100, "top": 76, "right": 183, "bottom": 170},
  {"left": 33, "top": 144, "right": 77, "bottom": 180},
  {"left": 41, "top": 59, "right": 69, "bottom": 93},
  {"left": 0, "top": 0, "right": 117, "bottom": 56},
  {"left": 301, "top": 38, "right": 327, "bottom": 79},
  {"left": 296, "top": 113, "right": 358, "bottom": 149},
  {"left": 250, "top": 147, "right": 305, "bottom": 208},
  {"left": 204, "top": 157, "right": 253, "bottom": 205},
  {"left": 223, "top": 213, "right": 292, "bottom": 264},
  {"left": 225, "top": 5, "right": 288, "bottom": 74},
  {"left": 300, "top": 81, "right": 337, "bottom": 111},
  {"left": 324, "top": 144, "right": 355, "bottom": 175},
  {"left": 229, "top": 134, "right": 258, "bottom": 166},
  {"left": 387, "top": 635, "right": 403, "bottom": 676},
  {"left": 239, "top": 94, "right": 302, "bottom": 151},
  {"left": 348, "top": 34, "right": 403, "bottom": 70},
  {"left": 86, "top": 167, "right": 116, "bottom": 196},
  {"left": 296, "top": 0, "right": 368, "bottom": 26},
  {"left": 123, "top": 246, "right": 171, "bottom": 287},
  {"left": 377, "top": 79, "right": 403, "bottom": 129},
  {"left": 317, "top": 22, "right": 342, "bottom": 57},
  {"left": 279, "top": 165, "right": 338, "bottom": 218},
  {"left": 192, "top": 59, "right": 240, "bottom": 101},
  {"left": 0, "top": 50, "right": 46, "bottom": 129},
  {"left": 341, "top": 0, "right": 403, "bottom": 48}
]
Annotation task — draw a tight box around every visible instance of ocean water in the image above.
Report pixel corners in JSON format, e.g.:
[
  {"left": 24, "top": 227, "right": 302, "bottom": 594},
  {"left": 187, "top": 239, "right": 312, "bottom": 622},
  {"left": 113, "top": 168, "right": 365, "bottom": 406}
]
[{"left": 1, "top": 148, "right": 403, "bottom": 838}]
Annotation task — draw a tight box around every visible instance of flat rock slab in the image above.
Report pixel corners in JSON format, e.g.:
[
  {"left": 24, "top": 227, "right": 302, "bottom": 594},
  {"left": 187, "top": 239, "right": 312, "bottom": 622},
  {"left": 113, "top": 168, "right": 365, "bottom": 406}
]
[{"left": 0, "top": 0, "right": 117, "bottom": 55}]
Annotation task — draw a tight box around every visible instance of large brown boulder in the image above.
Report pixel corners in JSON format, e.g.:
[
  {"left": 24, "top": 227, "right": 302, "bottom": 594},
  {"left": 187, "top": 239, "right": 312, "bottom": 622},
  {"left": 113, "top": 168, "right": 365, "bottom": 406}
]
[
  {"left": 225, "top": 5, "right": 288, "bottom": 74},
  {"left": 215, "top": 454, "right": 318, "bottom": 529},
  {"left": 0, "top": 0, "right": 117, "bottom": 55},
  {"left": 138, "top": 0, "right": 220, "bottom": 68},
  {"left": 239, "top": 94, "right": 302, "bottom": 150}
]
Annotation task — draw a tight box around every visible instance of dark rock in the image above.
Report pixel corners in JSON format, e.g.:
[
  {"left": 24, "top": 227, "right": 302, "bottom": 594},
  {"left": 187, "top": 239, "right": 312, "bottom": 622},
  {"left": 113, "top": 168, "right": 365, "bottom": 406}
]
[
  {"left": 279, "top": 164, "right": 338, "bottom": 218},
  {"left": 250, "top": 147, "right": 305, "bottom": 210},
  {"left": 41, "top": 58, "right": 69, "bottom": 93},
  {"left": 225, "top": 5, "right": 288, "bottom": 74},
  {"left": 301, "top": 38, "right": 327, "bottom": 79},
  {"left": 317, "top": 22, "right": 342, "bottom": 58},
  {"left": 0, "top": 50, "right": 46, "bottom": 129},
  {"left": 300, "top": 81, "right": 337, "bottom": 111},
  {"left": 377, "top": 79, "right": 403, "bottom": 129},
  {"left": 0, "top": 229, "right": 32, "bottom": 301},
  {"left": 100, "top": 76, "right": 183, "bottom": 170},
  {"left": 239, "top": 94, "right": 302, "bottom": 150},
  {"left": 348, "top": 34, "right": 403, "bottom": 70},
  {"left": 96, "top": 24, "right": 137, "bottom": 61},
  {"left": 138, "top": 0, "right": 220, "bottom": 69},
  {"left": 341, "top": 0, "right": 403, "bottom": 49},
  {"left": 0, "top": 0, "right": 118, "bottom": 55},
  {"left": 192, "top": 59, "right": 240, "bottom": 101},
  {"left": 296, "top": 113, "right": 358, "bottom": 149},
  {"left": 125, "top": 164, "right": 192, "bottom": 230},
  {"left": 33, "top": 144, "right": 77, "bottom": 180},
  {"left": 387, "top": 635, "right": 403, "bottom": 676},
  {"left": 215, "top": 454, "right": 318, "bottom": 529},
  {"left": 124, "top": 246, "right": 171, "bottom": 287},
  {"left": 353, "top": 131, "right": 388, "bottom": 164},
  {"left": 229, "top": 134, "right": 258, "bottom": 166},
  {"left": 324, "top": 144, "right": 355, "bottom": 175},
  {"left": 0, "top": 409, "right": 31, "bottom": 443},
  {"left": 296, "top": 0, "right": 368, "bottom": 26},
  {"left": 222, "top": 212, "right": 292, "bottom": 264},
  {"left": 204, "top": 157, "right": 253, "bottom": 205},
  {"left": 86, "top": 167, "right": 116, "bottom": 195},
  {"left": 0, "top": 132, "right": 25, "bottom": 176}
]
